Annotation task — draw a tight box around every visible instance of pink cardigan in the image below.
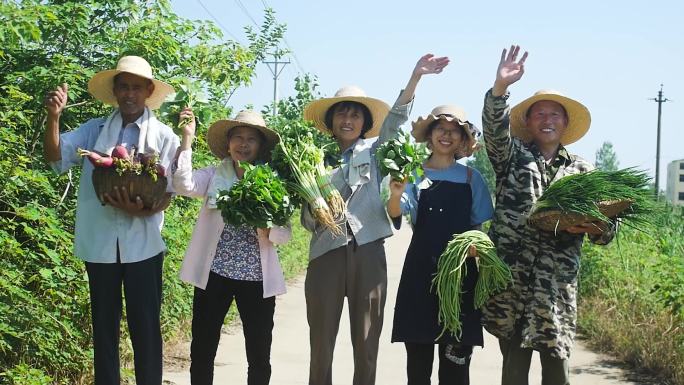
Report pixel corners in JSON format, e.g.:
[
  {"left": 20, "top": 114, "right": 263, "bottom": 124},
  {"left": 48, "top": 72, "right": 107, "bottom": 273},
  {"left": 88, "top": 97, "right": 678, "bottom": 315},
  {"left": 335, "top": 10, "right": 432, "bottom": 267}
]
[{"left": 172, "top": 150, "right": 289, "bottom": 297}]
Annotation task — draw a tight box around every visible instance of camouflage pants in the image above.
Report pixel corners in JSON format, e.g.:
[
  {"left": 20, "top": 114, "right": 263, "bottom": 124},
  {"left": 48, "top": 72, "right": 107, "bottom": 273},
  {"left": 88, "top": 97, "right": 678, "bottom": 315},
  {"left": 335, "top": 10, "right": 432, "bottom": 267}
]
[{"left": 498, "top": 328, "right": 570, "bottom": 385}]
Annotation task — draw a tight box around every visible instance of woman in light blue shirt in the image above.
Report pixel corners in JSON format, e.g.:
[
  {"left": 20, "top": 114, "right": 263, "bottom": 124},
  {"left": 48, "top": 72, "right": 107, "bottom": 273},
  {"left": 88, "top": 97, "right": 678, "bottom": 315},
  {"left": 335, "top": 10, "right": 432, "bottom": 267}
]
[{"left": 387, "top": 105, "right": 494, "bottom": 385}]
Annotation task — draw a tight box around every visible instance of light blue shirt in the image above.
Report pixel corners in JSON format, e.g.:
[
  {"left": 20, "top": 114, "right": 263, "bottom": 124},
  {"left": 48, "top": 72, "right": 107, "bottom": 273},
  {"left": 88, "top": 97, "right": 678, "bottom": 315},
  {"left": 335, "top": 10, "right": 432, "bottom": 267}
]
[
  {"left": 400, "top": 162, "right": 494, "bottom": 228},
  {"left": 50, "top": 114, "right": 179, "bottom": 263}
]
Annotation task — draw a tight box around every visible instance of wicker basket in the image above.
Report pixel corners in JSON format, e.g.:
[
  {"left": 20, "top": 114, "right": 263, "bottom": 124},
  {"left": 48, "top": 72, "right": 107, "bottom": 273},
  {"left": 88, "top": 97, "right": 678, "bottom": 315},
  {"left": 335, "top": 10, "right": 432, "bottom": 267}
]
[
  {"left": 92, "top": 167, "right": 167, "bottom": 209},
  {"left": 528, "top": 199, "right": 633, "bottom": 232}
]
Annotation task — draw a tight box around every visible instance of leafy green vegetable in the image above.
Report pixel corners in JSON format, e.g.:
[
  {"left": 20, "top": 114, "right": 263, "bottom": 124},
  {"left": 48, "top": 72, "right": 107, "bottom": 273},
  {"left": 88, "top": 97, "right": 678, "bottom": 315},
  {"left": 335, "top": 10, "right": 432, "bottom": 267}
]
[
  {"left": 158, "top": 79, "right": 212, "bottom": 133},
  {"left": 376, "top": 132, "right": 431, "bottom": 182},
  {"left": 216, "top": 162, "right": 294, "bottom": 228}
]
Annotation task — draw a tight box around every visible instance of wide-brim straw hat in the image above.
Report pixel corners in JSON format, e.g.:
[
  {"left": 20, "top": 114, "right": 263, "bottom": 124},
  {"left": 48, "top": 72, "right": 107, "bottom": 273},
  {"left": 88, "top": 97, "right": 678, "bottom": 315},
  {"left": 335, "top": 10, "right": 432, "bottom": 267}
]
[
  {"left": 510, "top": 90, "right": 591, "bottom": 145},
  {"left": 411, "top": 105, "right": 482, "bottom": 156},
  {"left": 87, "top": 56, "right": 175, "bottom": 110},
  {"left": 303, "top": 85, "right": 390, "bottom": 138},
  {"left": 206, "top": 110, "right": 280, "bottom": 161}
]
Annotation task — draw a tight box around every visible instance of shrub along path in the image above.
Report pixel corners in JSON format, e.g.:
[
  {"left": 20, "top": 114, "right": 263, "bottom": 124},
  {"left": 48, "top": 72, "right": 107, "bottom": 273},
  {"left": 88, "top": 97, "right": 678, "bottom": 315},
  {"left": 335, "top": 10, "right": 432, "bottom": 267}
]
[{"left": 163, "top": 225, "right": 653, "bottom": 385}]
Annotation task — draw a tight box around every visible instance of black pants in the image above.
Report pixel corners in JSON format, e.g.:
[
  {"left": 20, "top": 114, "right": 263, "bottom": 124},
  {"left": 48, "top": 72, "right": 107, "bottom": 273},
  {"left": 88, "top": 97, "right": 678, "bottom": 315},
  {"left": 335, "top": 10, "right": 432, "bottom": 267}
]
[
  {"left": 85, "top": 252, "right": 164, "bottom": 385},
  {"left": 190, "top": 272, "right": 276, "bottom": 385},
  {"left": 405, "top": 343, "right": 473, "bottom": 385}
]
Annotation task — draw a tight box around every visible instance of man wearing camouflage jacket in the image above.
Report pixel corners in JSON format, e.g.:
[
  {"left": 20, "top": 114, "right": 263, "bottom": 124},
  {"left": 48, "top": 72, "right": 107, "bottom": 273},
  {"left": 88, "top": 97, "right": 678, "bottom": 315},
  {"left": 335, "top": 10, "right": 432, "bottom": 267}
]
[{"left": 481, "top": 45, "right": 615, "bottom": 385}]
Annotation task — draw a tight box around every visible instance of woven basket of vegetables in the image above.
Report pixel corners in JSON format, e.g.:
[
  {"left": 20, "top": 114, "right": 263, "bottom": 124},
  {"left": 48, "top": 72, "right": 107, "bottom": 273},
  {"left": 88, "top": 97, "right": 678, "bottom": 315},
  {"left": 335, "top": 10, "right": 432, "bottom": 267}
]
[
  {"left": 528, "top": 168, "right": 655, "bottom": 232},
  {"left": 81, "top": 146, "right": 167, "bottom": 209}
]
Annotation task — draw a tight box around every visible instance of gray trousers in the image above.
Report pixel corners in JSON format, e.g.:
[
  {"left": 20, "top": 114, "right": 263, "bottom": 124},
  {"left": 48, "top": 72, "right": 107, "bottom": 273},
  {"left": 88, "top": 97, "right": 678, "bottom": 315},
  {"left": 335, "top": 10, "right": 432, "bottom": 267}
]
[
  {"left": 305, "top": 239, "right": 387, "bottom": 385},
  {"left": 498, "top": 329, "right": 570, "bottom": 385}
]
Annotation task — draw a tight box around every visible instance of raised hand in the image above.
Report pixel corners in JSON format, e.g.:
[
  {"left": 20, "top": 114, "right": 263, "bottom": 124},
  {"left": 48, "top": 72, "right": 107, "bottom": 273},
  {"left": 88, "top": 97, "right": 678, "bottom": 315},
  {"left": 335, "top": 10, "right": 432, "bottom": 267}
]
[
  {"left": 399, "top": 54, "right": 450, "bottom": 106},
  {"left": 493, "top": 45, "right": 528, "bottom": 96},
  {"left": 179, "top": 107, "right": 196, "bottom": 138},
  {"left": 389, "top": 179, "right": 408, "bottom": 197},
  {"left": 45, "top": 83, "right": 69, "bottom": 117},
  {"left": 178, "top": 107, "right": 196, "bottom": 151},
  {"left": 413, "top": 53, "right": 450, "bottom": 77}
]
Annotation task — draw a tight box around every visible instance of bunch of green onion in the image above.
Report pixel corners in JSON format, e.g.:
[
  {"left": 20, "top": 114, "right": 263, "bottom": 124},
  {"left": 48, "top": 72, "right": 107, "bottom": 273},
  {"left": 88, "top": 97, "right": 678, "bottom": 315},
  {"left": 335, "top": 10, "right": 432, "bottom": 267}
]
[
  {"left": 276, "top": 137, "right": 342, "bottom": 235},
  {"left": 531, "top": 167, "right": 656, "bottom": 229}
]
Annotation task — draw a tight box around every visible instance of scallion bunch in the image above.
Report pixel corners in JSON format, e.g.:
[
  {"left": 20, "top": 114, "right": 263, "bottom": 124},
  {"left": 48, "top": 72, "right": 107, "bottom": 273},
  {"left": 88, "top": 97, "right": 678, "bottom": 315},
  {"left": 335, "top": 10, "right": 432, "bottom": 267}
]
[{"left": 530, "top": 167, "right": 656, "bottom": 229}]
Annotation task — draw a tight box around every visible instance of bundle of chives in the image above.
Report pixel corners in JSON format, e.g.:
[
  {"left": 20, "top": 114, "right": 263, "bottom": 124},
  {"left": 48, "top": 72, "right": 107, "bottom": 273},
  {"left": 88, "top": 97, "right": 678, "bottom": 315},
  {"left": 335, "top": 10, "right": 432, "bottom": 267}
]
[{"left": 531, "top": 167, "right": 656, "bottom": 230}]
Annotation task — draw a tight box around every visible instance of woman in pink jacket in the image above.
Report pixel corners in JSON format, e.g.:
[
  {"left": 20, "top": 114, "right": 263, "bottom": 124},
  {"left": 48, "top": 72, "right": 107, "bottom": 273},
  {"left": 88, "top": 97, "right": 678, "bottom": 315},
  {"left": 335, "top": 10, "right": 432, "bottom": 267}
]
[{"left": 173, "top": 108, "right": 290, "bottom": 385}]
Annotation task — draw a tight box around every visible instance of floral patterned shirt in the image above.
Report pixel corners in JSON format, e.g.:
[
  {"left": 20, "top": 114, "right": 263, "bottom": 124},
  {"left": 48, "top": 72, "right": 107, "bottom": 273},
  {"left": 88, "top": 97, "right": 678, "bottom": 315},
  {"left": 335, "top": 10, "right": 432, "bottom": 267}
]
[{"left": 211, "top": 223, "right": 262, "bottom": 281}]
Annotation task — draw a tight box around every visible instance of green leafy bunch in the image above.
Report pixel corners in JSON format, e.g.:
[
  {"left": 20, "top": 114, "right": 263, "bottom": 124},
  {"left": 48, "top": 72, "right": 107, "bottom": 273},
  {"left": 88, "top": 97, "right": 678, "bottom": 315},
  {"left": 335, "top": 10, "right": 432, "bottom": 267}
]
[
  {"left": 532, "top": 167, "right": 657, "bottom": 229},
  {"left": 376, "top": 132, "right": 431, "bottom": 182},
  {"left": 158, "top": 79, "right": 212, "bottom": 133},
  {"left": 216, "top": 162, "right": 294, "bottom": 228}
]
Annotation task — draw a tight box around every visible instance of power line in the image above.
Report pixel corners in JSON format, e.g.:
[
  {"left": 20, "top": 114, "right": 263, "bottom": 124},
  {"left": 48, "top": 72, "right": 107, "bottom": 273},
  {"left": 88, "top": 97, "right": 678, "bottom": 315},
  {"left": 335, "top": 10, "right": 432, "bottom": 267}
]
[
  {"left": 196, "top": 0, "right": 240, "bottom": 41},
  {"left": 259, "top": 0, "right": 307, "bottom": 74},
  {"left": 234, "top": 0, "right": 259, "bottom": 27}
]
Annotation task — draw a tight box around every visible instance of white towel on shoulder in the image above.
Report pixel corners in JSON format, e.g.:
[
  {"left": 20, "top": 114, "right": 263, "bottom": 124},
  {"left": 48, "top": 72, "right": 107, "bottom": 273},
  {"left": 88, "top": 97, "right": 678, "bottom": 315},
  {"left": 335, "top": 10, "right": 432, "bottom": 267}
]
[
  {"left": 206, "top": 157, "right": 237, "bottom": 209},
  {"left": 93, "top": 107, "right": 160, "bottom": 155}
]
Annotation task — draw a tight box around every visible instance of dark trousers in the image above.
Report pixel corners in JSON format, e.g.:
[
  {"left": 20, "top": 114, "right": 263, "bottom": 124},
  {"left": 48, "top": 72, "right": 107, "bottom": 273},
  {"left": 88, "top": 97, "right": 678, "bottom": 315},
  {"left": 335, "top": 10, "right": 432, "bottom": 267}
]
[
  {"left": 190, "top": 272, "right": 275, "bottom": 385},
  {"left": 498, "top": 329, "right": 569, "bottom": 385},
  {"left": 85, "top": 252, "right": 164, "bottom": 385},
  {"left": 405, "top": 343, "right": 473, "bottom": 385}
]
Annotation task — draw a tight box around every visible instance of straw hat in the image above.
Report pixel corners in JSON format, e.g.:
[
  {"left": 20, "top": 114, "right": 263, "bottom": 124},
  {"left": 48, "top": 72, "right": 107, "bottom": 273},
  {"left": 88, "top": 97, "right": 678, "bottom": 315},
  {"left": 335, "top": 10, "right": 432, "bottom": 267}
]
[
  {"left": 510, "top": 90, "right": 591, "bottom": 145},
  {"left": 87, "top": 56, "right": 175, "bottom": 110},
  {"left": 303, "top": 85, "right": 390, "bottom": 138},
  {"left": 206, "top": 110, "right": 279, "bottom": 161},
  {"left": 411, "top": 105, "right": 482, "bottom": 156}
]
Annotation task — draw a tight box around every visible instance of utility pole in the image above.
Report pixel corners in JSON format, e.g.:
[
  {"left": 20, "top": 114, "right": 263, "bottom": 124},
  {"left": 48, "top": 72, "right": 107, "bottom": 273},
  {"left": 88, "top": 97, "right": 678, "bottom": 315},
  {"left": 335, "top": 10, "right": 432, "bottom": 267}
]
[
  {"left": 650, "top": 84, "right": 669, "bottom": 199},
  {"left": 264, "top": 53, "right": 290, "bottom": 117}
]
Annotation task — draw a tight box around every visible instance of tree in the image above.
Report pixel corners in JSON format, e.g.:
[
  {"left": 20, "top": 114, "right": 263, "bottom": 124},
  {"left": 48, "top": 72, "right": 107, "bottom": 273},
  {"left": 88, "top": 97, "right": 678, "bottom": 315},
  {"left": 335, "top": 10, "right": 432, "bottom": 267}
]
[
  {"left": 0, "top": 1, "right": 285, "bottom": 382},
  {"left": 595, "top": 141, "right": 620, "bottom": 172}
]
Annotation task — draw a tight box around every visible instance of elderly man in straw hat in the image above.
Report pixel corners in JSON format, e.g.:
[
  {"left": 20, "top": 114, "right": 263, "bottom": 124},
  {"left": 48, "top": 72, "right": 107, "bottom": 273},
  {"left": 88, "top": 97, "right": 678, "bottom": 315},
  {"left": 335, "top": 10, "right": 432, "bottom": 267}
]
[
  {"left": 480, "top": 45, "right": 615, "bottom": 385},
  {"left": 43, "top": 56, "right": 179, "bottom": 385},
  {"left": 301, "top": 53, "right": 449, "bottom": 385}
]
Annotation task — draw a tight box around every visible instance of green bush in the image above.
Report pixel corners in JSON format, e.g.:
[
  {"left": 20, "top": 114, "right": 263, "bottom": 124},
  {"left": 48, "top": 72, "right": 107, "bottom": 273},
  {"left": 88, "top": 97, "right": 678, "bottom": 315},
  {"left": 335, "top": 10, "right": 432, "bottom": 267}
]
[
  {"left": 0, "top": 0, "right": 286, "bottom": 383},
  {"left": 579, "top": 204, "right": 684, "bottom": 384}
]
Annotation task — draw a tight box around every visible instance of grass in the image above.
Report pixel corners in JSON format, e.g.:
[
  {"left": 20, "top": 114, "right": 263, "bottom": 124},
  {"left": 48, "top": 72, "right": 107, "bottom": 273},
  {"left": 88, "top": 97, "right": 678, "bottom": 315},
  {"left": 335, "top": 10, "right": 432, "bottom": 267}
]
[{"left": 578, "top": 204, "right": 684, "bottom": 385}]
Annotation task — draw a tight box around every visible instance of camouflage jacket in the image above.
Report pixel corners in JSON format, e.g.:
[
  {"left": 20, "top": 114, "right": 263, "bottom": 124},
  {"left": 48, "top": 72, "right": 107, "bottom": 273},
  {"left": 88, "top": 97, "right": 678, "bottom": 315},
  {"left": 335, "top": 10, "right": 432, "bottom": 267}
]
[{"left": 480, "top": 89, "right": 614, "bottom": 359}]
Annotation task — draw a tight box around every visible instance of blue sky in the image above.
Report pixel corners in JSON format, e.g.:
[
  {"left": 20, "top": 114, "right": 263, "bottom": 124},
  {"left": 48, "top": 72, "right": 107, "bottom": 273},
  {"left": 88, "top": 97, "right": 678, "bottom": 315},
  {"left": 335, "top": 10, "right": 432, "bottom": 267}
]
[{"left": 172, "top": 0, "right": 683, "bottom": 191}]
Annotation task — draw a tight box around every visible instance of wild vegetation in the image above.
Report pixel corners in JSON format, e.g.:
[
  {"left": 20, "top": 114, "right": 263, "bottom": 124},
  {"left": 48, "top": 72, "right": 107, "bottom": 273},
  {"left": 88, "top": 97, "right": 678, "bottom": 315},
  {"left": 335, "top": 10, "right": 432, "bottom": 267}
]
[
  {"left": 0, "top": 1, "right": 291, "bottom": 383},
  {"left": 579, "top": 204, "right": 684, "bottom": 385}
]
